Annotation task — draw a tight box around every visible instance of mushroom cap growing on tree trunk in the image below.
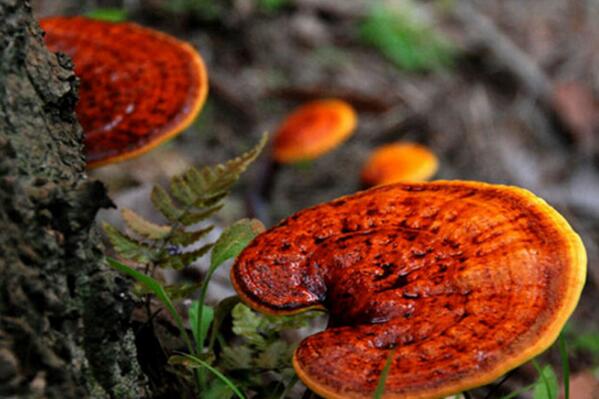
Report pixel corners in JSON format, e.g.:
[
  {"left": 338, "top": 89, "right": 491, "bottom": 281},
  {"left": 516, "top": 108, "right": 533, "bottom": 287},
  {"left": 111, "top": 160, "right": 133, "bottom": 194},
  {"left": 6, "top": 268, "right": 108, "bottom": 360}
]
[{"left": 40, "top": 16, "right": 208, "bottom": 168}]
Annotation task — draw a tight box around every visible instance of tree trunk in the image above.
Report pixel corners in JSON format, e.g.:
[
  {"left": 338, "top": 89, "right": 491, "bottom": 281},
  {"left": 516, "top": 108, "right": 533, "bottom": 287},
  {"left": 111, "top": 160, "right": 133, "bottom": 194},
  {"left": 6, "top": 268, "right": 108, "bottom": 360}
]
[{"left": 0, "top": 1, "right": 144, "bottom": 397}]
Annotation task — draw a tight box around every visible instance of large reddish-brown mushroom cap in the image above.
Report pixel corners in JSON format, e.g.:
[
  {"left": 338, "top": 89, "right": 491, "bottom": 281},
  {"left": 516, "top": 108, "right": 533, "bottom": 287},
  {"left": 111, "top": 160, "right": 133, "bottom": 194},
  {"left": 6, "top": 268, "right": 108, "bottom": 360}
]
[
  {"left": 273, "top": 99, "right": 357, "bottom": 163},
  {"left": 231, "top": 181, "right": 586, "bottom": 399},
  {"left": 40, "top": 16, "right": 208, "bottom": 168}
]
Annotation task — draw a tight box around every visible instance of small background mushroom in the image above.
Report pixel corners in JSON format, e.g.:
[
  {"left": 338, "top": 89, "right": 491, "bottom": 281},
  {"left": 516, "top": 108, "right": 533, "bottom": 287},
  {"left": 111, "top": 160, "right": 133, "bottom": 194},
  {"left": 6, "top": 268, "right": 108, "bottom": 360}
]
[
  {"left": 361, "top": 141, "right": 438, "bottom": 186},
  {"left": 33, "top": 0, "right": 599, "bottom": 396}
]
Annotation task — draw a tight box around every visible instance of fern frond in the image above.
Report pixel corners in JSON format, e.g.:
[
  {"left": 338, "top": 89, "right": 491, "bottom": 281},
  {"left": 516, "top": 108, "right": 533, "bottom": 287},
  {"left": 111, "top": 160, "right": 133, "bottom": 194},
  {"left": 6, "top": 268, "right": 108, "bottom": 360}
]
[
  {"left": 121, "top": 208, "right": 172, "bottom": 240},
  {"left": 179, "top": 204, "right": 224, "bottom": 226},
  {"left": 186, "top": 134, "right": 267, "bottom": 207},
  {"left": 170, "top": 174, "right": 197, "bottom": 206},
  {"left": 106, "top": 135, "right": 266, "bottom": 272},
  {"left": 169, "top": 225, "right": 215, "bottom": 246},
  {"left": 158, "top": 243, "right": 213, "bottom": 269},
  {"left": 151, "top": 185, "right": 184, "bottom": 222},
  {"left": 102, "top": 223, "right": 155, "bottom": 263}
]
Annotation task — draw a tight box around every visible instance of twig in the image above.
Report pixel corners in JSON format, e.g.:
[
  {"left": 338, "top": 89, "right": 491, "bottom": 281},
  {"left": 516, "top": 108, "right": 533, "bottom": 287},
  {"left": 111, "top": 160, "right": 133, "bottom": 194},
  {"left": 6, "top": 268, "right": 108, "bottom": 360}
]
[{"left": 451, "top": 3, "right": 552, "bottom": 100}]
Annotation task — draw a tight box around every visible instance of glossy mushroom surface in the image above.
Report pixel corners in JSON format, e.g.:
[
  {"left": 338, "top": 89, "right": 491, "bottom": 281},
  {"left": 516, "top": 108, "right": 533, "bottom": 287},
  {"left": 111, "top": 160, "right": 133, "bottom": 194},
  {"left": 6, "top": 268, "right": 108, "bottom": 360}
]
[
  {"left": 231, "top": 181, "right": 586, "bottom": 399},
  {"left": 40, "top": 16, "right": 208, "bottom": 168},
  {"left": 362, "top": 142, "right": 439, "bottom": 186},
  {"left": 273, "top": 99, "right": 357, "bottom": 163}
]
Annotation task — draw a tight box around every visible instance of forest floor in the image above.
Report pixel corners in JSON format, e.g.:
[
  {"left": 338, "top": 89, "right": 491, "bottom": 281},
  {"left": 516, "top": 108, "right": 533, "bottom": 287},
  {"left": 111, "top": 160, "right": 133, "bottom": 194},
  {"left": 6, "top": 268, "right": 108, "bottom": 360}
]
[{"left": 33, "top": 0, "right": 599, "bottom": 397}]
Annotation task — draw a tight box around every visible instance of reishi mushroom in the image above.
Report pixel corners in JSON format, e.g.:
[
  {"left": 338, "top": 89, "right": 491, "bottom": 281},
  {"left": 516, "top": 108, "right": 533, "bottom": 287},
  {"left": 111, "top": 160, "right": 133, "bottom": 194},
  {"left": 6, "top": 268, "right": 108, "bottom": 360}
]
[
  {"left": 231, "top": 181, "right": 586, "bottom": 399},
  {"left": 40, "top": 16, "right": 208, "bottom": 168},
  {"left": 273, "top": 99, "right": 357, "bottom": 164},
  {"left": 253, "top": 99, "right": 357, "bottom": 223},
  {"left": 362, "top": 142, "right": 439, "bottom": 186}
]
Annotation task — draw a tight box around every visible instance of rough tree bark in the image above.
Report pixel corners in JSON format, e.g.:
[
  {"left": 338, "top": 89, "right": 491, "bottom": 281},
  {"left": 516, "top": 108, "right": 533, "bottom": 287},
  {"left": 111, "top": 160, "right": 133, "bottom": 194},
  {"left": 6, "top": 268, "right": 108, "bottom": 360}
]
[{"left": 0, "top": 1, "right": 144, "bottom": 397}]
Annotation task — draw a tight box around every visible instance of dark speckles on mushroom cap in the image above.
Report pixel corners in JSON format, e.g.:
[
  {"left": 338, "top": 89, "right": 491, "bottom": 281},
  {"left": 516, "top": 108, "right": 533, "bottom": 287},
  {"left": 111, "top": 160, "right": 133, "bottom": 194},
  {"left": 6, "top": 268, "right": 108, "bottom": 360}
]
[
  {"left": 40, "top": 17, "right": 208, "bottom": 167},
  {"left": 231, "top": 181, "right": 586, "bottom": 399}
]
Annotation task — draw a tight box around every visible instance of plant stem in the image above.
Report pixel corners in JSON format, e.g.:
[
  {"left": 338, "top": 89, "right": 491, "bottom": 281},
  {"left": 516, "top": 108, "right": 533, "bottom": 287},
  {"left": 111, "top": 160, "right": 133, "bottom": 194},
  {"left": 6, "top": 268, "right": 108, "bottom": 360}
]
[
  {"left": 483, "top": 370, "right": 514, "bottom": 399},
  {"left": 559, "top": 334, "right": 570, "bottom": 399}
]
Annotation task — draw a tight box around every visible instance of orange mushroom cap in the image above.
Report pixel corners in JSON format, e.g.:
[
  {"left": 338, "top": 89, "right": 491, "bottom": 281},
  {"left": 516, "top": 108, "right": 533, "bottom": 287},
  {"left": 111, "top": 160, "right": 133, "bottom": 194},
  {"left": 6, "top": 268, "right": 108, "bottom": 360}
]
[
  {"left": 272, "top": 99, "right": 357, "bottom": 163},
  {"left": 231, "top": 181, "right": 586, "bottom": 399},
  {"left": 40, "top": 16, "right": 208, "bottom": 168},
  {"left": 362, "top": 142, "right": 439, "bottom": 186}
]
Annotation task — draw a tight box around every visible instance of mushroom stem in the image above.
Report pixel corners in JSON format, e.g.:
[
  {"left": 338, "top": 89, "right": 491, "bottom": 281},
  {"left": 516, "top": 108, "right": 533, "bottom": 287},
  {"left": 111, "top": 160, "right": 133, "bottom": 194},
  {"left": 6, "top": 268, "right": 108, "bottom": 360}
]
[
  {"left": 246, "top": 154, "right": 279, "bottom": 225},
  {"left": 259, "top": 156, "right": 280, "bottom": 202}
]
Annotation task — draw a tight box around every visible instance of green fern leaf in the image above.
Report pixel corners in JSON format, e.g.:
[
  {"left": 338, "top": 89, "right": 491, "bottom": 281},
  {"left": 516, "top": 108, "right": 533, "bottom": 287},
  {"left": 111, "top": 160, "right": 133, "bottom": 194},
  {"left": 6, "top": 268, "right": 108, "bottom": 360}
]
[
  {"left": 211, "top": 219, "right": 265, "bottom": 268},
  {"left": 255, "top": 340, "right": 289, "bottom": 369},
  {"left": 121, "top": 208, "right": 172, "bottom": 240},
  {"left": 169, "top": 225, "right": 215, "bottom": 246},
  {"left": 158, "top": 243, "right": 213, "bottom": 269},
  {"left": 231, "top": 303, "right": 267, "bottom": 348},
  {"left": 187, "top": 134, "right": 267, "bottom": 207},
  {"left": 193, "top": 191, "right": 228, "bottom": 209},
  {"left": 102, "top": 223, "right": 154, "bottom": 263},
  {"left": 151, "top": 185, "right": 184, "bottom": 222},
  {"left": 220, "top": 344, "right": 254, "bottom": 370},
  {"left": 170, "top": 174, "right": 197, "bottom": 206},
  {"left": 179, "top": 204, "right": 224, "bottom": 226}
]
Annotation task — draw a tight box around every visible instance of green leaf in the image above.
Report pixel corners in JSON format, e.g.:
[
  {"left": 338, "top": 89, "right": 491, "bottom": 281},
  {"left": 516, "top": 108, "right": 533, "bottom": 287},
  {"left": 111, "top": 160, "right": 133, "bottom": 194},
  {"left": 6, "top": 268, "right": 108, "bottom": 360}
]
[
  {"left": 185, "top": 134, "right": 267, "bottom": 208},
  {"left": 85, "top": 8, "right": 127, "bottom": 22},
  {"left": 170, "top": 174, "right": 197, "bottom": 206},
  {"left": 121, "top": 208, "right": 172, "bottom": 240},
  {"left": 209, "top": 296, "right": 241, "bottom": 352},
  {"left": 169, "top": 225, "right": 214, "bottom": 246},
  {"left": 231, "top": 303, "right": 266, "bottom": 348},
  {"left": 194, "top": 218, "right": 263, "bottom": 390},
  {"left": 102, "top": 223, "right": 154, "bottom": 263},
  {"left": 571, "top": 331, "right": 599, "bottom": 355},
  {"left": 258, "top": 0, "right": 289, "bottom": 13},
  {"left": 220, "top": 345, "right": 254, "bottom": 370},
  {"left": 179, "top": 205, "right": 224, "bottom": 226},
  {"left": 106, "top": 257, "right": 193, "bottom": 354},
  {"left": 264, "top": 311, "right": 320, "bottom": 332},
  {"left": 373, "top": 349, "right": 396, "bottom": 399},
  {"left": 211, "top": 219, "right": 265, "bottom": 269},
  {"left": 151, "top": 185, "right": 184, "bottom": 222},
  {"left": 158, "top": 243, "right": 213, "bottom": 269},
  {"left": 192, "top": 218, "right": 265, "bottom": 383},
  {"left": 189, "top": 301, "right": 214, "bottom": 352},
  {"left": 360, "top": 4, "right": 455, "bottom": 72},
  {"left": 203, "top": 378, "right": 234, "bottom": 399},
  {"left": 532, "top": 362, "right": 558, "bottom": 399},
  {"left": 559, "top": 334, "right": 570, "bottom": 399},
  {"left": 255, "top": 341, "right": 290, "bottom": 369},
  {"left": 169, "top": 354, "right": 246, "bottom": 399}
]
